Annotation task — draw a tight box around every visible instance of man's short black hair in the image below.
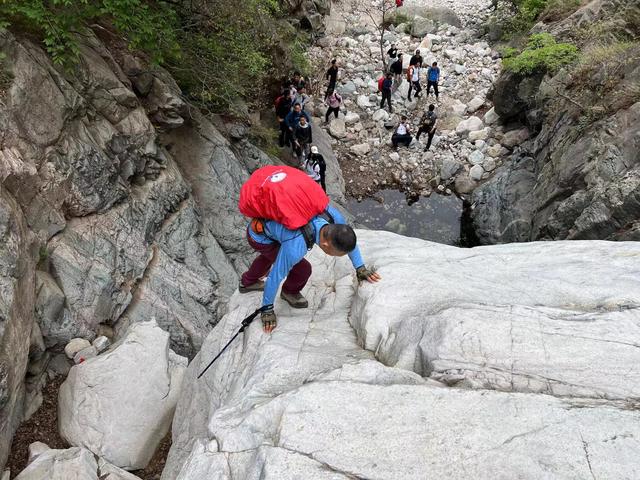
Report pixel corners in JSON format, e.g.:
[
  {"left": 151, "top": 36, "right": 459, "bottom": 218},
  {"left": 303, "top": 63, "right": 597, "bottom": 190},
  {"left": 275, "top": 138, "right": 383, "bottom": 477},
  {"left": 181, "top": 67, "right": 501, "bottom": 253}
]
[
  {"left": 429, "top": 104, "right": 435, "bottom": 111},
  {"left": 325, "top": 224, "right": 357, "bottom": 253},
  {"left": 331, "top": 59, "right": 337, "bottom": 64},
  {"left": 432, "top": 61, "right": 437, "bottom": 66},
  {"left": 294, "top": 71, "right": 301, "bottom": 76}
]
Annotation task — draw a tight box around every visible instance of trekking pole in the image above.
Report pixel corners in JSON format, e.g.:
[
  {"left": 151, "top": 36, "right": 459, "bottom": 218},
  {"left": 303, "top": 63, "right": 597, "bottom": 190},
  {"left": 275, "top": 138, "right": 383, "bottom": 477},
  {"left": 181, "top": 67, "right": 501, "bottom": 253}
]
[{"left": 197, "top": 308, "right": 261, "bottom": 379}]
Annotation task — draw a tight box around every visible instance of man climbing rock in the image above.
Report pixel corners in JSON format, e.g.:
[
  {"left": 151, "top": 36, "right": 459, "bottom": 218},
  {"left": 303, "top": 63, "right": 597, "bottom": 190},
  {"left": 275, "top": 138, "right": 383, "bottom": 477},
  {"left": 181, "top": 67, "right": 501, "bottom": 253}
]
[
  {"left": 238, "top": 166, "right": 381, "bottom": 333},
  {"left": 427, "top": 61, "right": 440, "bottom": 100}
]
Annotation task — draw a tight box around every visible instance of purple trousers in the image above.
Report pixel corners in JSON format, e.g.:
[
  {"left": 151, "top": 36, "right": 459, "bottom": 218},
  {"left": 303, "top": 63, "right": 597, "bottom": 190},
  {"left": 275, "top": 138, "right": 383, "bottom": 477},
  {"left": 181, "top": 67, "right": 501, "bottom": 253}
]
[{"left": 241, "top": 233, "right": 311, "bottom": 295}]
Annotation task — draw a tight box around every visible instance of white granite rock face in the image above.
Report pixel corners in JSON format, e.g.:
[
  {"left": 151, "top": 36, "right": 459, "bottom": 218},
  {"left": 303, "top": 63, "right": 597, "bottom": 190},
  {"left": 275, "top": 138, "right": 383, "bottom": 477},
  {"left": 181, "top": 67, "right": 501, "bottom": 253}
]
[
  {"left": 59, "top": 320, "right": 187, "bottom": 470},
  {"left": 162, "top": 232, "right": 640, "bottom": 480},
  {"left": 14, "top": 444, "right": 142, "bottom": 480}
]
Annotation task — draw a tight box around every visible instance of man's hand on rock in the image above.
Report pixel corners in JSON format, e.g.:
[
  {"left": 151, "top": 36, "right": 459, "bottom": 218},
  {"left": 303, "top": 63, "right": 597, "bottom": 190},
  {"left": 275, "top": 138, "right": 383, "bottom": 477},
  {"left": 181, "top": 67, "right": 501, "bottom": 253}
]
[
  {"left": 356, "top": 266, "right": 382, "bottom": 283},
  {"left": 261, "top": 307, "right": 277, "bottom": 333}
]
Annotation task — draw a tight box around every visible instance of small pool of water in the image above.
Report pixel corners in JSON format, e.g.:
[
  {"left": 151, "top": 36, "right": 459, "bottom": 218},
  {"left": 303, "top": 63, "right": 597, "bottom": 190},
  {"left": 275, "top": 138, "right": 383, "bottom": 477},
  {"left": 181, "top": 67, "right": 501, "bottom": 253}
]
[{"left": 346, "top": 190, "right": 464, "bottom": 245}]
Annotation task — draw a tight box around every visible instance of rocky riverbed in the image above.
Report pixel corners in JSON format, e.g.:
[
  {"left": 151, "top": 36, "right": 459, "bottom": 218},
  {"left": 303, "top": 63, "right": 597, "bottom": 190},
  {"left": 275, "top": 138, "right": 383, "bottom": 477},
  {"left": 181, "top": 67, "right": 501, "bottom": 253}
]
[{"left": 303, "top": 0, "right": 532, "bottom": 203}]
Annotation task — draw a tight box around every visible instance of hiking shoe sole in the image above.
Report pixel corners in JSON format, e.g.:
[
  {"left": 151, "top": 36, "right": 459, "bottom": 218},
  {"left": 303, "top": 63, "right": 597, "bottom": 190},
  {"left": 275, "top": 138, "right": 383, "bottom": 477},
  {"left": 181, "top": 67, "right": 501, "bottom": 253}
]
[{"left": 239, "top": 281, "right": 265, "bottom": 293}]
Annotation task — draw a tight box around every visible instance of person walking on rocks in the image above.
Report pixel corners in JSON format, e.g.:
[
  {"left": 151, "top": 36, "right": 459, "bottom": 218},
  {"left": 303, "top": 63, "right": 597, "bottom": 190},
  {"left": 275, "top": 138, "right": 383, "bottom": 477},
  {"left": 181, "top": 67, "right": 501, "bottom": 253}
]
[
  {"left": 386, "top": 44, "right": 398, "bottom": 70},
  {"left": 294, "top": 115, "right": 312, "bottom": 162},
  {"left": 292, "top": 71, "right": 306, "bottom": 91},
  {"left": 275, "top": 89, "right": 293, "bottom": 147},
  {"left": 285, "top": 103, "right": 310, "bottom": 148},
  {"left": 390, "top": 54, "right": 403, "bottom": 93},
  {"left": 239, "top": 166, "right": 381, "bottom": 333},
  {"left": 416, "top": 104, "right": 438, "bottom": 151},
  {"left": 407, "top": 62, "right": 422, "bottom": 102},
  {"left": 380, "top": 73, "right": 393, "bottom": 112},
  {"left": 427, "top": 62, "right": 440, "bottom": 100},
  {"left": 324, "top": 89, "right": 342, "bottom": 123},
  {"left": 325, "top": 59, "right": 339, "bottom": 98},
  {"left": 305, "top": 146, "right": 327, "bottom": 192},
  {"left": 392, "top": 115, "right": 412, "bottom": 149},
  {"left": 294, "top": 85, "right": 311, "bottom": 111},
  {"left": 409, "top": 49, "right": 423, "bottom": 67}
]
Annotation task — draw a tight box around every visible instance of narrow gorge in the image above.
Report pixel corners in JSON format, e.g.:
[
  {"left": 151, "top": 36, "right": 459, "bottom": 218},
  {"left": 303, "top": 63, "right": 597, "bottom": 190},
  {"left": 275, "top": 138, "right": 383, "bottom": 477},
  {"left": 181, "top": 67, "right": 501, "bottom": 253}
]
[{"left": 0, "top": 0, "right": 638, "bottom": 478}]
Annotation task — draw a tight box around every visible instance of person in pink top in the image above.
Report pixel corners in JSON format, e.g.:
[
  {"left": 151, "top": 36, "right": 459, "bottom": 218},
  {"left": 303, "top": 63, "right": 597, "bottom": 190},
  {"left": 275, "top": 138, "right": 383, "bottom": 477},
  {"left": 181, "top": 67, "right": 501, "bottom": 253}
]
[{"left": 324, "top": 89, "right": 343, "bottom": 124}]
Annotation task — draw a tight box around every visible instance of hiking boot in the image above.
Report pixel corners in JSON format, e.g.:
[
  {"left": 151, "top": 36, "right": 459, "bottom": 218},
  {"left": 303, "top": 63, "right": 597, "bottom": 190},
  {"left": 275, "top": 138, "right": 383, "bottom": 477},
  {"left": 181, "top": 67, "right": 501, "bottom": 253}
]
[
  {"left": 280, "top": 291, "right": 308, "bottom": 308},
  {"left": 239, "top": 280, "right": 265, "bottom": 293}
]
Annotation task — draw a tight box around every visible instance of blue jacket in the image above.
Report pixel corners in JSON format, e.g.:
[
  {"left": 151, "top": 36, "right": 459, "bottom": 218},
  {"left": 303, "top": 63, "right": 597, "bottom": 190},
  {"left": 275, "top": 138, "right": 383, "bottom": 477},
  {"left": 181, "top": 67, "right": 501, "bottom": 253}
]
[
  {"left": 427, "top": 66, "right": 440, "bottom": 82},
  {"left": 248, "top": 205, "right": 365, "bottom": 307},
  {"left": 285, "top": 110, "right": 310, "bottom": 129},
  {"left": 382, "top": 78, "right": 393, "bottom": 92}
]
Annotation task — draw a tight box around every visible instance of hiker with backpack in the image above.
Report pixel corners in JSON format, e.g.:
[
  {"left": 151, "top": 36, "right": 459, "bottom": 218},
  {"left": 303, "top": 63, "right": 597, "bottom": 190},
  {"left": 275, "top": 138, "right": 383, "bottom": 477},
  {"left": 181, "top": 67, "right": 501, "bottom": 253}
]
[
  {"left": 390, "top": 54, "right": 403, "bottom": 93},
  {"left": 325, "top": 59, "right": 339, "bottom": 98},
  {"left": 380, "top": 73, "right": 393, "bottom": 112},
  {"left": 416, "top": 104, "right": 438, "bottom": 151},
  {"left": 407, "top": 62, "right": 422, "bottom": 102},
  {"left": 294, "top": 115, "right": 313, "bottom": 162},
  {"left": 391, "top": 116, "right": 413, "bottom": 149},
  {"left": 275, "top": 89, "right": 293, "bottom": 147},
  {"left": 305, "top": 146, "right": 327, "bottom": 192},
  {"left": 238, "top": 166, "right": 381, "bottom": 333},
  {"left": 285, "top": 103, "right": 310, "bottom": 148},
  {"left": 427, "top": 62, "right": 440, "bottom": 100},
  {"left": 324, "top": 89, "right": 343, "bottom": 123}
]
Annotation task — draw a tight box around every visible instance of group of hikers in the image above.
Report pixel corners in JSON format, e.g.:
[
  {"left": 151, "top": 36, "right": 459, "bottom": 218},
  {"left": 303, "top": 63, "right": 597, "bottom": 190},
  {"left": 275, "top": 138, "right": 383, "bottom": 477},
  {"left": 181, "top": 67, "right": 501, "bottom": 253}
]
[
  {"left": 274, "top": 72, "right": 328, "bottom": 192},
  {"left": 381, "top": 46, "right": 441, "bottom": 151},
  {"left": 249, "top": 48, "right": 445, "bottom": 333}
]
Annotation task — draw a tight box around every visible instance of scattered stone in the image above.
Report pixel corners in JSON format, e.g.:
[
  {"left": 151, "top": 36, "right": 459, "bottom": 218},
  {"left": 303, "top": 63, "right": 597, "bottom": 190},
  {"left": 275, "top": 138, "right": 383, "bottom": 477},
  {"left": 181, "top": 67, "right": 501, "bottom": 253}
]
[
  {"left": 92, "top": 336, "right": 111, "bottom": 353},
  {"left": 483, "top": 157, "right": 497, "bottom": 172},
  {"left": 388, "top": 152, "right": 400, "bottom": 161},
  {"left": 454, "top": 64, "right": 467, "bottom": 75},
  {"left": 329, "top": 119, "right": 347, "bottom": 139},
  {"left": 456, "top": 116, "right": 484, "bottom": 135},
  {"left": 73, "top": 345, "right": 97, "bottom": 364},
  {"left": 451, "top": 100, "right": 467, "bottom": 116},
  {"left": 64, "top": 339, "right": 91, "bottom": 360},
  {"left": 440, "top": 158, "right": 463, "bottom": 180},
  {"left": 372, "top": 109, "right": 389, "bottom": 122},
  {"left": 502, "top": 127, "right": 530, "bottom": 148},
  {"left": 356, "top": 95, "right": 372, "bottom": 108},
  {"left": 484, "top": 106, "right": 499, "bottom": 125},
  {"left": 468, "top": 150, "right": 485, "bottom": 165},
  {"left": 344, "top": 112, "right": 361, "bottom": 125},
  {"left": 467, "top": 96, "right": 485, "bottom": 113},
  {"left": 350, "top": 143, "right": 371, "bottom": 156},
  {"left": 455, "top": 174, "right": 477, "bottom": 194},
  {"left": 468, "top": 128, "right": 490, "bottom": 142},
  {"left": 469, "top": 164, "right": 485, "bottom": 181}
]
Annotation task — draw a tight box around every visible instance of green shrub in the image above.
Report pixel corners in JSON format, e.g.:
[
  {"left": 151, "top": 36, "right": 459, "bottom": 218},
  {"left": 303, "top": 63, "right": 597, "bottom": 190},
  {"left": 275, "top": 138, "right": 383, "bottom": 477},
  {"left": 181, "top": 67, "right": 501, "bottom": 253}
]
[
  {"left": 0, "top": 0, "right": 179, "bottom": 66},
  {"left": 503, "top": 33, "right": 579, "bottom": 74},
  {"left": 0, "top": 0, "right": 311, "bottom": 114}
]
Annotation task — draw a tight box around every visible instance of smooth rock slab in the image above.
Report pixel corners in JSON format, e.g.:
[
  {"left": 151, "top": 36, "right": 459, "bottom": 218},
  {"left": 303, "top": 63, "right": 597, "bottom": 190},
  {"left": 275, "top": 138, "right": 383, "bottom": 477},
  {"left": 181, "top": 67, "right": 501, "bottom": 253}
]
[
  {"left": 352, "top": 231, "right": 640, "bottom": 402},
  {"left": 59, "top": 320, "right": 187, "bottom": 469},
  {"left": 456, "top": 116, "right": 483, "bottom": 135}
]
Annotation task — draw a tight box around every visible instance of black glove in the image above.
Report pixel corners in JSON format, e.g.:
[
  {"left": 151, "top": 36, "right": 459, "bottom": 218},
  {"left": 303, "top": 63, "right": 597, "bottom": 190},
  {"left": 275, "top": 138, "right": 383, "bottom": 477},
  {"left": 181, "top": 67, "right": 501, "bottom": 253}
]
[
  {"left": 356, "top": 266, "right": 374, "bottom": 281},
  {"left": 261, "top": 305, "right": 277, "bottom": 333}
]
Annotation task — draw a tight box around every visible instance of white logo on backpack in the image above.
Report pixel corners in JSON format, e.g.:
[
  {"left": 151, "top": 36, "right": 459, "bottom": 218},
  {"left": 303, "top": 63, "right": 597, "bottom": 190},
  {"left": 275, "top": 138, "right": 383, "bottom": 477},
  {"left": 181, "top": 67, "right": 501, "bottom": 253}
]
[{"left": 269, "top": 172, "right": 287, "bottom": 183}]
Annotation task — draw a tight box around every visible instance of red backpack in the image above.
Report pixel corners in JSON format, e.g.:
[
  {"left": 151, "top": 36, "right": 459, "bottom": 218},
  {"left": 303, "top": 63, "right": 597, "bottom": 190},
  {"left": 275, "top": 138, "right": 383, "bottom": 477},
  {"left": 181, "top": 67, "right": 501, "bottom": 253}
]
[
  {"left": 239, "top": 166, "right": 329, "bottom": 231},
  {"left": 377, "top": 76, "right": 385, "bottom": 92}
]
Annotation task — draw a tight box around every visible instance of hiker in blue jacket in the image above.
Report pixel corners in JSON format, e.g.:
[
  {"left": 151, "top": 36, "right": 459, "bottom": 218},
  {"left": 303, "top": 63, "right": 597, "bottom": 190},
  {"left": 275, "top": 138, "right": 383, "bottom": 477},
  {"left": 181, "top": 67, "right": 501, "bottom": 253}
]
[
  {"left": 426, "top": 61, "right": 440, "bottom": 100},
  {"left": 239, "top": 204, "right": 381, "bottom": 332},
  {"left": 284, "top": 103, "right": 310, "bottom": 151}
]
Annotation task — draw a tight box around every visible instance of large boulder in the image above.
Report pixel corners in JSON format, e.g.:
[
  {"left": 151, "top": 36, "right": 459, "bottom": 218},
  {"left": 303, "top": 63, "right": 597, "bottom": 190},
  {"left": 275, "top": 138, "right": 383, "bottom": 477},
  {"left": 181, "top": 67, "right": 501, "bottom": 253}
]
[
  {"left": 456, "top": 116, "right": 484, "bottom": 135},
  {"left": 162, "top": 233, "right": 640, "bottom": 479},
  {"left": 14, "top": 443, "right": 141, "bottom": 480},
  {"left": 489, "top": 70, "right": 545, "bottom": 121},
  {"left": 410, "top": 17, "right": 436, "bottom": 37},
  {"left": 0, "top": 189, "right": 36, "bottom": 469},
  {"left": 58, "top": 320, "right": 187, "bottom": 470}
]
